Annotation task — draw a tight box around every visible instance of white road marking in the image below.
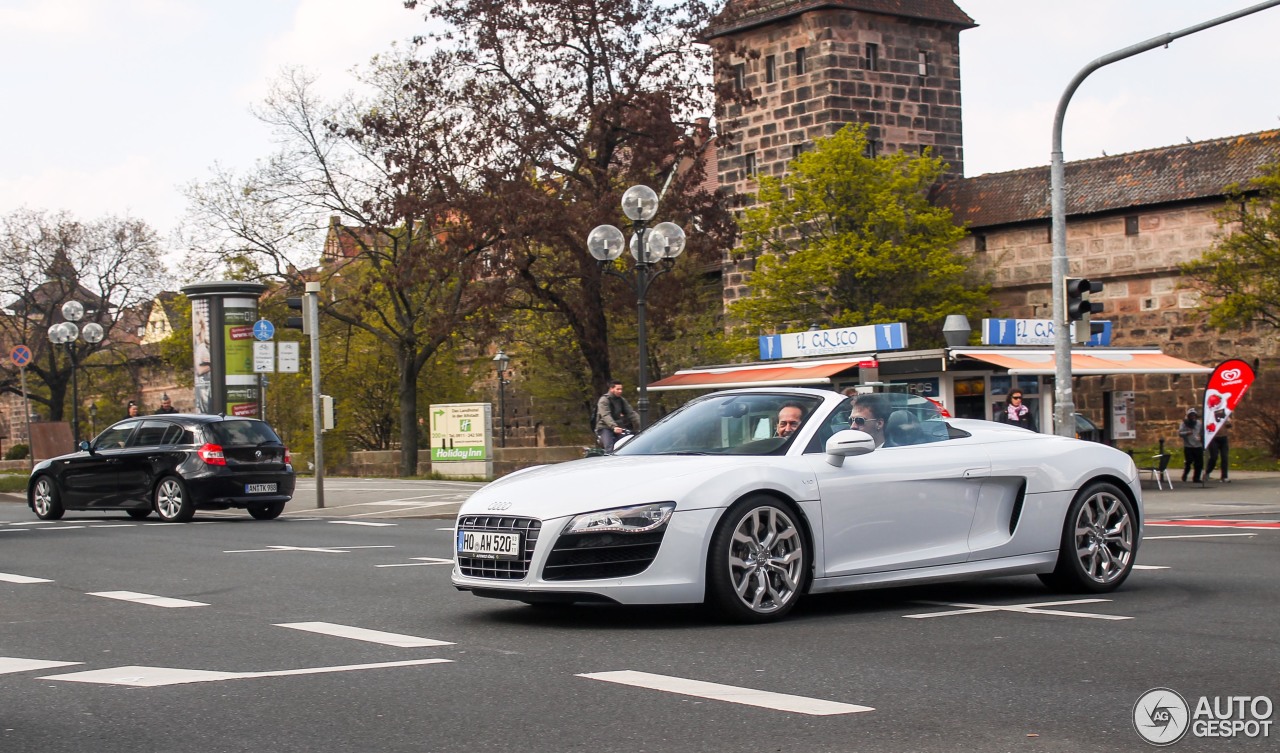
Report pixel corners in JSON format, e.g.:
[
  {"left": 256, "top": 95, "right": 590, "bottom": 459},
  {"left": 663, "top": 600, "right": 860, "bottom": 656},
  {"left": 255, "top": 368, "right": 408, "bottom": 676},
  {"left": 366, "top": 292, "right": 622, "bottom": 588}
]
[
  {"left": 222, "top": 544, "right": 396, "bottom": 554},
  {"left": 351, "top": 501, "right": 463, "bottom": 518},
  {"left": 41, "top": 659, "right": 451, "bottom": 687},
  {"left": 0, "top": 657, "right": 82, "bottom": 675},
  {"left": 905, "top": 598, "right": 1132, "bottom": 620},
  {"left": 1144, "top": 533, "right": 1257, "bottom": 540},
  {"left": 578, "top": 670, "right": 873, "bottom": 716},
  {"left": 88, "top": 591, "right": 209, "bottom": 608},
  {"left": 0, "top": 572, "right": 52, "bottom": 584},
  {"left": 0, "top": 528, "right": 30, "bottom": 533},
  {"left": 90, "top": 524, "right": 137, "bottom": 528},
  {"left": 330, "top": 520, "right": 396, "bottom": 527},
  {"left": 143, "top": 522, "right": 184, "bottom": 527},
  {"left": 7, "top": 521, "right": 57, "bottom": 526},
  {"left": 1133, "top": 564, "right": 1170, "bottom": 570},
  {"left": 376, "top": 557, "right": 454, "bottom": 568},
  {"left": 275, "top": 622, "right": 453, "bottom": 647},
  {"left": 437, "top": 527, "right": 457, "bottom": 532},
  {"left": 33, "top": 525, "right": 86, "bottom": 530}
]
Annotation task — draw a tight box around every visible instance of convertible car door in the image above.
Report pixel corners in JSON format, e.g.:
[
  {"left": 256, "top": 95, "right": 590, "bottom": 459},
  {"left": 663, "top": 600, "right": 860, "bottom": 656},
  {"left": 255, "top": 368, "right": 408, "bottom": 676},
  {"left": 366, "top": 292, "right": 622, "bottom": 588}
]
[{"left": 805, "top": 438, "right": 991, "bottom": 577}]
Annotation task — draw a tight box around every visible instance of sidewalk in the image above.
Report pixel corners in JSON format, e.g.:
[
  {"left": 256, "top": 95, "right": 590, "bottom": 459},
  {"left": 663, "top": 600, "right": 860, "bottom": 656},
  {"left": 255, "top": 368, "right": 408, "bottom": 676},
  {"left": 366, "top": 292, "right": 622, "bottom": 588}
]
[{"left": 1139, "top": 469, "right": 1280, "bottom": 520}]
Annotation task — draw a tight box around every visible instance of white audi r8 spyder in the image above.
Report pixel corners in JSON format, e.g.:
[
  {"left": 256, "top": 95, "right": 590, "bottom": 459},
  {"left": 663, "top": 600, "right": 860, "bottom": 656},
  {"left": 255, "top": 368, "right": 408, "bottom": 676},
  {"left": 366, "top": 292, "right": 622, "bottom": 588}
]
[{"left": 452, "top": 388, "right": 1142, "bottom": 622}]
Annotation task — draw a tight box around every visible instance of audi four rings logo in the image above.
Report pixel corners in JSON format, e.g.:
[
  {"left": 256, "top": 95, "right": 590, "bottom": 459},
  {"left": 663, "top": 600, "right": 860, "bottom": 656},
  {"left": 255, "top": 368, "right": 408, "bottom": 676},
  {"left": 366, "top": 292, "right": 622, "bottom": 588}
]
[{"left": 487, "top": 500, "right": 512, "bottom": 510}]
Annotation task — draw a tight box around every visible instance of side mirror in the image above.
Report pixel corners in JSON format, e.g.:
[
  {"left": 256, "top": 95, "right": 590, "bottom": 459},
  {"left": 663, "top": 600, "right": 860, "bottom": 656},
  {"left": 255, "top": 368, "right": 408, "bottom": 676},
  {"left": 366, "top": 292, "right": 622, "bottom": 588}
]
[
  {"left": 78, "top": 440, "right": 93, "bottom": 453},
  {"left": 824, "top": 429, "right": 876, "bottom": 467},
  {"left": 613, "top": 433, "right": 636, "bottom": 451}
]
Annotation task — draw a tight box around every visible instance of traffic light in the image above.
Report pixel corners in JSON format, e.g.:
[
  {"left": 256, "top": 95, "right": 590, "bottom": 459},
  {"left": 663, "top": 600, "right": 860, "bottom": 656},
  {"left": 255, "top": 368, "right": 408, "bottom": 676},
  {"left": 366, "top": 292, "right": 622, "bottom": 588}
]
[
  {"left": 1064, "top": 277, "right": 1104, "bottom": 322},
  {"left": 285, "top": 297, "right": 307, "bottom": 334}
]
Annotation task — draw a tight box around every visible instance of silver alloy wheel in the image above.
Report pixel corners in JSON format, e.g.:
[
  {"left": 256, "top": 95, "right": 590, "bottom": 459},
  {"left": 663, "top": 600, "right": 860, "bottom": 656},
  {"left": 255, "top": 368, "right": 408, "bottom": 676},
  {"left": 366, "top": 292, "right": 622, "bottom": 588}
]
[
  {"left": 155, "top": 478, "right": 185, "bottom": 520},
  {"left": 727, "top": 505, "right": 805, "bottom": 614},
  {"left": 1072, "top": 488, "right": 1134, "bottom": 584},
  {"left": 33, "top": 477, "right": 55, "bottom": 517}
]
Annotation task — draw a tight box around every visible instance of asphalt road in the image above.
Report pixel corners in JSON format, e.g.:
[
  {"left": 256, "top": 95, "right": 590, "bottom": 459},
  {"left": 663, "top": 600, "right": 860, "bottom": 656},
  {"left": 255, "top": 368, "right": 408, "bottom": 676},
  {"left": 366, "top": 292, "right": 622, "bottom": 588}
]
[{"left": 1, "top": 473, "right": 1277, "bottom": 752}]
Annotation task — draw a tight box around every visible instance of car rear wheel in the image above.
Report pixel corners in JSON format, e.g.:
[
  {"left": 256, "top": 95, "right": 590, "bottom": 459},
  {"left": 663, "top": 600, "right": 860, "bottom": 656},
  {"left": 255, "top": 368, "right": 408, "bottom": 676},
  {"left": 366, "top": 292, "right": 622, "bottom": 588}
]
[
  {"left": 247, "top": 501, "right": 286, "bottom": 520},
  {"left": 706, "top": 495, "right": 809, "bottom": 623},
  {"left": 31, "top": 476, "right": 65, "bottom": 520},
  {"left": 126, "top": 509, "right": 152, "bottom": 520},
  {"left": 1039, "top": 481, "right": 1137, "bottom": 593},
  {"left": 154, "top": 476, "right": 195, "bottom": 523}
]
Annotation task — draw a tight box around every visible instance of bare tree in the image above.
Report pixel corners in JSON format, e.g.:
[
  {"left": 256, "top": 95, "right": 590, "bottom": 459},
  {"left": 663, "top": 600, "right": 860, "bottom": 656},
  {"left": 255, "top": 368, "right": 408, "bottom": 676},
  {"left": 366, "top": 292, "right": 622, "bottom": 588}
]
[
  {"left": 0, "top": 209, "right": 166, "bottom": 425},
  {"left": 185, "top": 53, "right": 502, "bottom": 476}
]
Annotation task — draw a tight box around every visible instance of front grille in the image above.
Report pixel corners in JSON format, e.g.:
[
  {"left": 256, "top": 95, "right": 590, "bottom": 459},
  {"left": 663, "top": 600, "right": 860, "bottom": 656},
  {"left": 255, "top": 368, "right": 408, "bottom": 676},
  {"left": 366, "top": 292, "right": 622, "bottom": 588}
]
[
  {"left": 542, "top": 529, "right": 666, "bottom": 581},
  {"left": 456, "top": 515, "right": 540, "bottom": 580}
]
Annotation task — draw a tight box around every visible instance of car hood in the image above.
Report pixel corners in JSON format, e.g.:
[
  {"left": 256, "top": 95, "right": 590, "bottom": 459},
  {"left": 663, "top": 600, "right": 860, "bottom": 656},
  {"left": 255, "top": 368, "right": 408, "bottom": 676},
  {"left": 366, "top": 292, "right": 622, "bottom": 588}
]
[{"left": 461, "top": 454, "right": 782, "bottom": 520}]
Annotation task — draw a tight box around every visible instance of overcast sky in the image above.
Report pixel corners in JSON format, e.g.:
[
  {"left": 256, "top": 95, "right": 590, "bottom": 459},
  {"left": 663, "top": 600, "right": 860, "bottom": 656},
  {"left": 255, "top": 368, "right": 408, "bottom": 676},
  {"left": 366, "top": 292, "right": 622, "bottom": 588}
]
[{"left": 2, "top": 0, "right": 1279, "bottom": 251}]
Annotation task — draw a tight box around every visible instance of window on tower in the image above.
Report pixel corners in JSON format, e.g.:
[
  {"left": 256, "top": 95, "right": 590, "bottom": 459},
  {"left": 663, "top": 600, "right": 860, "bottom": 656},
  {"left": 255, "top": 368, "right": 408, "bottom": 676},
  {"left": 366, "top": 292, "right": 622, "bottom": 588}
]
[
  {"left": 794, "top": 47, "right": 806, "bottom": 76},
  {"left": 766, "top": 55, "right": 776, "bottom": 84},
  {"left": 865, "top": 43, "right": 879, "bottom": 71}
]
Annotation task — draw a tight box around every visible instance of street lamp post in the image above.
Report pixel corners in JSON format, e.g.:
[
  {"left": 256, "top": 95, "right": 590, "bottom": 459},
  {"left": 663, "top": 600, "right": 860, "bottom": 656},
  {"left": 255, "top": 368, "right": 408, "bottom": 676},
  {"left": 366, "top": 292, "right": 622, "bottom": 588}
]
[
  {"left": 586, "top": 185, "right": 686, "bottom": 430},
  {"left": 88, "top": 403, "right": 98, "bottom": 437},
  {"left": 47, "top": 300, "right": 105, "bottom": 447},
  {"left": 493, "top": 349, "right": 510, "bottom": 448}
]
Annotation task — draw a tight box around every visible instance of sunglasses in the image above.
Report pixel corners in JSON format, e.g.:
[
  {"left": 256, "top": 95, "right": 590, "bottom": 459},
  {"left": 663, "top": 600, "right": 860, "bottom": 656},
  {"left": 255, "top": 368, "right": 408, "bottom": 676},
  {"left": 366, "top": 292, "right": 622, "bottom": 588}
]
[
  {"left": 851, "top": 416, "right": 880, "bottom": 427},
  {"left": 1009, "top": 395, "right": 1023, "bottom": 400}
]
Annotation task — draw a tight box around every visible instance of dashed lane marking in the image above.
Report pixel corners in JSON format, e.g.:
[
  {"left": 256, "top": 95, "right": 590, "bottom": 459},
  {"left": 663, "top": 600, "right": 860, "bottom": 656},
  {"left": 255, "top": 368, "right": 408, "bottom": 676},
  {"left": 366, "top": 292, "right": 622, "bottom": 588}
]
[
  {"left": 578, "top": 670, "right": 873, "bottom": 716},
  {"left": 88, "top": 591, "right": 209, "bottom": 608},
  {"left": 1132, "top": 564, "right": 1170, "bottom": 570},
  {"left": 0, "top": 657, "right": 82, "bottom": 675},
  {"left": 330, "top": 520, "right": 396, "bottom": 527},
  {"left": 0, "top": 572, "right": 52, "bottom": 584},
  {"left": 40, "top": 659, "right": 451, "bottom": 688},
  {"left": 222, "top": 544, "right": 396, "bottom": 554},
  {"left": 275, "top": 622, "right": 453, "bottom": 647},
  {"left": 376, "top": 557, "right": 453, "bottom": 568},
  {"left": 904, "top": 598, "right": 1132, "bottom": 620},
  {"left": 1148, "top": 519, "right": 1280, "bottom": 530}
]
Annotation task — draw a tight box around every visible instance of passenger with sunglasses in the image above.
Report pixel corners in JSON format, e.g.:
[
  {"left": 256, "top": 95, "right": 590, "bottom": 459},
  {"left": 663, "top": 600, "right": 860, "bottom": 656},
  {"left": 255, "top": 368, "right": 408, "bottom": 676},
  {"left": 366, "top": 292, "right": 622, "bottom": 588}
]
[{"left": 849, "top": 393, "right": 889, "bottom": 447}]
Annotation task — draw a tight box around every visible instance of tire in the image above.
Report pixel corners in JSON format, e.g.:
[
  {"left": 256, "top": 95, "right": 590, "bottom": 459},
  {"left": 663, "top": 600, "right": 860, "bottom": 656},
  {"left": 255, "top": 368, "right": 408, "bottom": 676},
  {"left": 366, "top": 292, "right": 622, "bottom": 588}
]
[
  {"left": 247, "top": 501, "right": 286, "bottom": 520},
  {"left": 154, "top": 476, "right": 195, "bottom": 523},
  {"left": 31, "top": 476, "right": 65, "bottom": 521},
  {"left": 1039, "top": 481, "right": 1138, "bottom": 593},
  {"left": 706, "top": 495, "right": 810, "bottom": 623},
  {"left": 126, "top": 509, "right": 152, "bottom": 520}
]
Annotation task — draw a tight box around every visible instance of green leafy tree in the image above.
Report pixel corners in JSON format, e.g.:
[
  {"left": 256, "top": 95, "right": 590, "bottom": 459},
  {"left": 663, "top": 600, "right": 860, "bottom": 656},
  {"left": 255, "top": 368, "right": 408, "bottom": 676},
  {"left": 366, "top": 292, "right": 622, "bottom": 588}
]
[
  {"left": 730, "top": 124, "right": 990, "bottom": 348},
  {"left": 1182, "top": 162, "right": 1280, "bottom": 330}
]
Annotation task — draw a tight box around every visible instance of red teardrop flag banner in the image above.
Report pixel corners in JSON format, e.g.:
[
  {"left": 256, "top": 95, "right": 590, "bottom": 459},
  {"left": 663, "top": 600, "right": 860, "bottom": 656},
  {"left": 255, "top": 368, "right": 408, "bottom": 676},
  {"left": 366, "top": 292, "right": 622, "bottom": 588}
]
[{"left": 1203, "top": 359, "right": 1255, "bottom": 446}]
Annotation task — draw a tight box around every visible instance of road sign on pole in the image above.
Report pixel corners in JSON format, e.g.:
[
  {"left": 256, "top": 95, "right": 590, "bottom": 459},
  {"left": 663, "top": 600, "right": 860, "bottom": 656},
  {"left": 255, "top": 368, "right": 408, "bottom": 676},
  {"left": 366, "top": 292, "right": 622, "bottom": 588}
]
[
  {"left": 253, "top": 342, "right": 275, "bottom": 372},
  {"left": 253, "top": 319, "right": 275, "bottom": 341},
  {"left": 10, "top": 344, "right": 32, "bottom": 368},
  {"left": 278, "top": 342, "right": 300, "bottom": 373}
]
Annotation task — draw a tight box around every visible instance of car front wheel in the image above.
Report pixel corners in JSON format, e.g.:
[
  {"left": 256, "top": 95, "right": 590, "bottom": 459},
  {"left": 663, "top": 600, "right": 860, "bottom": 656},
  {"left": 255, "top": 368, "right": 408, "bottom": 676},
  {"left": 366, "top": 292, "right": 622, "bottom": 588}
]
[
  {"left": 1040, "top": 481, "right": 1137, "bottom": 593},
  {"left": 31, "top": 476, "right": 65, "bottom": 520},
  {"left": 154, "top": 477, "right": 195, "bottom": 523},
  {"left": 706, "top": 495, "right": 810, "bottom": 623},
  {"left": 247, "top": 501, "right": 286, "bottom": 520}
]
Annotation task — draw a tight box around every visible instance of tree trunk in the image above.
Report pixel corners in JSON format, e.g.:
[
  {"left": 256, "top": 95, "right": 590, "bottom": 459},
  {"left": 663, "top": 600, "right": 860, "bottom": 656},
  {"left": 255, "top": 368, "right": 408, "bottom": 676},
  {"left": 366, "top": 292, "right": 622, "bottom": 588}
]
[{"left": 398, "top": 346, "right": 419, "bottom": 477}]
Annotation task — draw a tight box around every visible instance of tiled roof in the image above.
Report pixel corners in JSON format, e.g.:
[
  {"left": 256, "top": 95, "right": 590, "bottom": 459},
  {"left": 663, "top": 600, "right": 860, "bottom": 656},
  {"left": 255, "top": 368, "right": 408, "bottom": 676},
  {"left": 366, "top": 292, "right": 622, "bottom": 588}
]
[
  {"left": 934, "top": 130, "right": 1280, "bottom": 229},
  {"left": 705, "top": 0, "right": 976, "bottom": 39}
]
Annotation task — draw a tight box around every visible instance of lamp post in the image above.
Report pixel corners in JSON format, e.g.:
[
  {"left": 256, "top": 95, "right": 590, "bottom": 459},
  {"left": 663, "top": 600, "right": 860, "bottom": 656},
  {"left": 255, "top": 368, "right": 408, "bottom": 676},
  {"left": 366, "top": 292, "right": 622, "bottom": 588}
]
[
  {"left": 493, "top": 349, "right": 510, "bottom": 448},
  {"left": 586, "top": 185, "right": 686, "bottom": 430},
  {"left": 47, "top": 300, "right": 105, "bottom": 446},
  {"left": 88, "top": 403, "right": 98, "bottom": 437}
]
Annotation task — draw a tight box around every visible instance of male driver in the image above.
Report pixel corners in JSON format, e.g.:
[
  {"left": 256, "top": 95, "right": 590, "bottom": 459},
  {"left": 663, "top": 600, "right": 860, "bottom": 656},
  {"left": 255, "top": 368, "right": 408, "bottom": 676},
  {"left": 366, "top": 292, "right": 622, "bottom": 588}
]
[
  {"left": 850, "top": 393, "right": 889, "bottom": 447},
  {"left": 595, "top": 380, "right": 640, "bottom": 452},
  {"left": 775, "top": 402, "right": 805, "bottom": 438}
]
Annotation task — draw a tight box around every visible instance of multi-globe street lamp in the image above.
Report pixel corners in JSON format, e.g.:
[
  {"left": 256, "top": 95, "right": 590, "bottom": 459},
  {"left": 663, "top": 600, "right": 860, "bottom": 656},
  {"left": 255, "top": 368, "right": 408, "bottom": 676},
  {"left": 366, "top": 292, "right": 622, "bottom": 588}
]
[
  {"left": 47, "top": 300, "right": 105, "bottom": 446},
  {"left": 493, "top": 349, "right": 511, "bottom": 448},
  {"left": 586, "top": 185, "right": 686, "bottom": 430}
]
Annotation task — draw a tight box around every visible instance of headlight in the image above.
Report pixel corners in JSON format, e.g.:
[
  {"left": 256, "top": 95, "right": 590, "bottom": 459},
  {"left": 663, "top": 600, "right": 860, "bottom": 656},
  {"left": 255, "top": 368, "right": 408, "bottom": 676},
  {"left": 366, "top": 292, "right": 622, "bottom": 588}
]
[{"left": 564, "top": 502, "right": 676, "bottom": 534}]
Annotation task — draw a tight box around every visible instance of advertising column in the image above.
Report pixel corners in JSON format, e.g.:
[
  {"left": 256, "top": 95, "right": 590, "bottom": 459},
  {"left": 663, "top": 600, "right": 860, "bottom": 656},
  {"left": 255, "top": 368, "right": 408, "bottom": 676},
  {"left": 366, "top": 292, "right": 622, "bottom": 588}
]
[{"left": 181, "top": 281, "right": 268, "bottom": 417}]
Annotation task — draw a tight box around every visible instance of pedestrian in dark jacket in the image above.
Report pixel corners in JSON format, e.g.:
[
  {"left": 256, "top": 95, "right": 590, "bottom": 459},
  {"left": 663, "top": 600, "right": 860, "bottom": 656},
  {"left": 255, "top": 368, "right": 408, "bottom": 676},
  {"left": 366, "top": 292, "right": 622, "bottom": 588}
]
[
  {"left": 1178, "top": 408, "right": 1204, "bottom": 483},
  {"left": 995, "top": 390, "right": 1037, "bottom": 431},
  {"left": 595, "top": 380, "right": 640, "bottom": 452}
]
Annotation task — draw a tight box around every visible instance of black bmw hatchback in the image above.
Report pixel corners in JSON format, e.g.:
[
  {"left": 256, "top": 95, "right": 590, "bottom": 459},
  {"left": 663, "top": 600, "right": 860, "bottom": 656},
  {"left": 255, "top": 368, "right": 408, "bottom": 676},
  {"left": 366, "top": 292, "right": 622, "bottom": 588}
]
[{"left": 27, "top": 414, "right": 295, "bottom": 523}]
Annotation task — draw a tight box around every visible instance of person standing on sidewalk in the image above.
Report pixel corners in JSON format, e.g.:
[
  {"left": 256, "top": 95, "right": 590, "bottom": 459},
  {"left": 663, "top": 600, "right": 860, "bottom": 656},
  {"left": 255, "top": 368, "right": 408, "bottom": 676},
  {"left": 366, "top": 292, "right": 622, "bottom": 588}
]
[
  {"left": 1178, "top": 408, "right": 1204, "bottom": 483},
  {"left": 1205, "top": 418, "right": 1232, "bottom": 482}
]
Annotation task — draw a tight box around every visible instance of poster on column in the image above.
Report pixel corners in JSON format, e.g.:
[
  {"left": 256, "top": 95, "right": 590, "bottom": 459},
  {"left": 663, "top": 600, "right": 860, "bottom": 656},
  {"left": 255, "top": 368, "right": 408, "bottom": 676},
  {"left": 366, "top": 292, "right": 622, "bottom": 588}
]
[
  {"left": 1203, "top": 359, "right": 1255, "bottom": 446},
  {"left": 224, "top": 298, "right": 260, "bottom": 417},
  {"left": 192, "top": 298, "right": 212, "bottom": 413},
  {"left": 1110, "top": 391, "right": 1136, "bottom": 440}
]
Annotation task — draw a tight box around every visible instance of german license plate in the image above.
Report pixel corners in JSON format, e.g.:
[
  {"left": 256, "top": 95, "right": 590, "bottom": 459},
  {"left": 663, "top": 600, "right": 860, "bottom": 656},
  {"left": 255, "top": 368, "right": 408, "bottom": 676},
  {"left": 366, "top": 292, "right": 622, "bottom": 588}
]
[
  {"left": 457, "top": 530, "right": 521, "bottom": 560},
  {"left": 246, "top": 483, "right": 277, "bottom": 494}
]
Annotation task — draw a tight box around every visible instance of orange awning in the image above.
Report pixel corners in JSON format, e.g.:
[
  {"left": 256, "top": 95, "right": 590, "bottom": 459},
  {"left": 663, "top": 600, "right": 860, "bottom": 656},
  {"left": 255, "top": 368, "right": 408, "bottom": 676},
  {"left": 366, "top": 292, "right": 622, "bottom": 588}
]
[
  {"left": 648, "top": 356, "right": 870, "bottom": 391},
  {"left": 951, "top": 349, "right": 1212, "bottom": 376}
]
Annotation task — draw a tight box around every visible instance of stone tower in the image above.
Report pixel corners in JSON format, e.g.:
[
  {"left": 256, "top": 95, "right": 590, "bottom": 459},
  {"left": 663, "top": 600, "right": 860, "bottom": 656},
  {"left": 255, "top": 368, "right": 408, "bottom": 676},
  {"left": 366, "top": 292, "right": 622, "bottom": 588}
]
[{"left": 704, "top": 0, "right": 975, "bottom": 205}]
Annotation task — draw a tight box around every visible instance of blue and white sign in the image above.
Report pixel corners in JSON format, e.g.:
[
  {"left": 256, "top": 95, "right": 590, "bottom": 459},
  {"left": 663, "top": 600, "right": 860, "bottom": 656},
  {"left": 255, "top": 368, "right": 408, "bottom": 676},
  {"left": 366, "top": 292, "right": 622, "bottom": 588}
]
[
  {"left": 759, "top": 322, "right": 908, "bottom": 360},
  {"left": 982, "top": 318, "right": 1112, "bottom": 347},
  {"left": 253, "top": 319, "right": 275, "bottom": 342}
]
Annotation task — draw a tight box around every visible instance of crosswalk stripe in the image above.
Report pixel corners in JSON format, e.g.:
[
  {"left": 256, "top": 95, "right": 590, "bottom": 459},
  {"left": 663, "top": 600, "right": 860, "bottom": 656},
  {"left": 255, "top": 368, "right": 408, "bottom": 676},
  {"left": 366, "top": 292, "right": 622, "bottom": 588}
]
[
  {"left": 275, "top": 622, "right": 453, "bottom": 647},
  {"left": 0, "top": 572, "right": 52, "bottom": 584},
  {"left": 88, "top": 591, "right": 209, "bottom": 608},
  {"left": 578, "top": 670, "right": 873, "bottom": 715},
  {"left": 0, "top": 657, "right": 82, "bottom": 675}
]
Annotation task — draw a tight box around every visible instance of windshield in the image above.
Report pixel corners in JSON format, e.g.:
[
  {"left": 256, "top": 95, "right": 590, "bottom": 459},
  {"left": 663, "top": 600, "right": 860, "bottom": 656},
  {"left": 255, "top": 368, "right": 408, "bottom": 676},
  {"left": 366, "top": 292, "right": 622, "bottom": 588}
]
[{"left": 615, "top": 393, "right": 825, "bottom": 456}]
